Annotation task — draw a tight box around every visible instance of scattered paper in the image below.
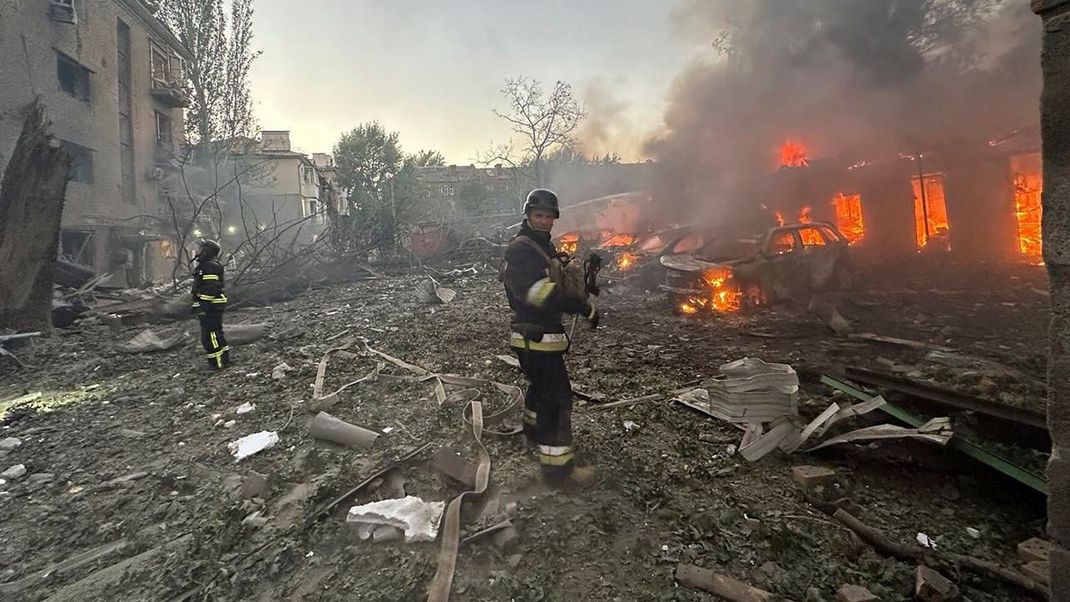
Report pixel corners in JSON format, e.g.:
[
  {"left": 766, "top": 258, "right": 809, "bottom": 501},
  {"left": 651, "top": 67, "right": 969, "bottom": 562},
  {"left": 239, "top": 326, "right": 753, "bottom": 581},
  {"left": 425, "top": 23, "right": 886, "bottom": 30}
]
[{"left": 235, "top": 402, "right": 256, "bottom": 415}]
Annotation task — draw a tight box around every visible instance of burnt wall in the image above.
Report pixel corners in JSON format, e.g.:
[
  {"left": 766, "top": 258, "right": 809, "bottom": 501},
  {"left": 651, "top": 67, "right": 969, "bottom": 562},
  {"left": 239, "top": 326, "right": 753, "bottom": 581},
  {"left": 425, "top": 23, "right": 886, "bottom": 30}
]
[
  {"left": 943, "top": 152, "right": 1020, "bottom": 260},
  {"left": 1034, "top": 0, "right": 1070, "bottom": 598}
]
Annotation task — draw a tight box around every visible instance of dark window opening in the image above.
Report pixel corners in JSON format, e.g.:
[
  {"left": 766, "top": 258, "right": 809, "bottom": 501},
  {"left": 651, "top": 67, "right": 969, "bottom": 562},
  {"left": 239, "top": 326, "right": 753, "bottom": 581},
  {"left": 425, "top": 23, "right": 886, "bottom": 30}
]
[
  {"left": 60, "top": 140, "right": 94, "bottom": 184},
  {"left": 57, "top": 52, "right": 91, "bottom": 102},
  {"left": 61, "top": 230, "right": 94, "bottom": 266},
  {"left": 155, "top": 111, "right": 173, "bottom": 147}
]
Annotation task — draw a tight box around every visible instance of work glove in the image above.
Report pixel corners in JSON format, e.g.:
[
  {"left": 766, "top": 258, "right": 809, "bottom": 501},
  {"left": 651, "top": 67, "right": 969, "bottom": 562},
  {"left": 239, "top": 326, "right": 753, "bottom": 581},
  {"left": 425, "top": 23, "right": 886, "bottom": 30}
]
[{"left": 584, "top": 302, "right": 601, "bottom": 329}]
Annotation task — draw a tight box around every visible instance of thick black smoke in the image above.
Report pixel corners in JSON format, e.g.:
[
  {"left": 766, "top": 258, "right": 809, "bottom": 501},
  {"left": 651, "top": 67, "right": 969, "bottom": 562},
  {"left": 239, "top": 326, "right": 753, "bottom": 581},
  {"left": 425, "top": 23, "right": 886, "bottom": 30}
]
[{"left": 647, "top": 0, "right": 1041, "bottom": 224}]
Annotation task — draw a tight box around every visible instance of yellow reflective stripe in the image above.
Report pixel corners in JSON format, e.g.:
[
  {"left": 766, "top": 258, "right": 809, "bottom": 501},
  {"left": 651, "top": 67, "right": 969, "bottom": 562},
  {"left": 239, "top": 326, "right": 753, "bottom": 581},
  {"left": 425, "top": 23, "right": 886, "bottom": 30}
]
[
  {"left": 525, "top": 278, "right": 556, "bottom": 307},
  {"left": 197, "top": 294, "right": 228, "bottom": 303},
  {"left": 538, "top": 445, "right": 575, "bottom": 466},
  {"left": 510, "top": 332, "right": 568, "bottom": 351},
  {"left": 200, "top": 274, "right": 220, "bottom": 281},
  {"left": 206, "top": 346, "right": 231, "bottom": 359},
  {"left": 210, "top": 332, "right": 219, "bottom": 350}
]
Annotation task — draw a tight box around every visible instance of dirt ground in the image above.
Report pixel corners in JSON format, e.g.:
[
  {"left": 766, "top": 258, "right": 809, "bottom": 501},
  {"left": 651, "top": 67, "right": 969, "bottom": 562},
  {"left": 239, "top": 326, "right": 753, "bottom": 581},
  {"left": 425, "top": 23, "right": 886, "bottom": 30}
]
[{"left": 0, "top": 257, "right": 1052, "bottom": 601}]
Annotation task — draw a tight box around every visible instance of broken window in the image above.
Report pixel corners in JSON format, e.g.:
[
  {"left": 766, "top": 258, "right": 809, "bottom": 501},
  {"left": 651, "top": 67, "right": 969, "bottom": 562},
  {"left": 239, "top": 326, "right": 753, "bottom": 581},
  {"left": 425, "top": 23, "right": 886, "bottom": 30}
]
[
  {"left": 60, "top": 140, "right": 94, "bottom": 184},
  {"left": 151, "top": 46, "right": 170, "bottom": 85},
  {"left": 769, "top": 231, "right": 797, "bottom": 255},
  {"left": 833, "top": 192, "right": 865, "bottom": 244},
  {"left": 60, "top": 230, "right": 94, "bottom": 265},
  {"left": 56, "top": 52, "right": 90, "bottom": 102},
  {"left": 49, "top": 0, "right": 78, "bottom": 24},
  {"left": 155, "top": 111, "right": 173, "bottom": 147},
  {"left": 799, "top": 227, "right": 827, "bottom": 247},
  {"left": 1011, "top": 153, "right": 1043, "bottom": 264},
  {"left": 911, "top": 173, "right": 951, "bottom": 250}
]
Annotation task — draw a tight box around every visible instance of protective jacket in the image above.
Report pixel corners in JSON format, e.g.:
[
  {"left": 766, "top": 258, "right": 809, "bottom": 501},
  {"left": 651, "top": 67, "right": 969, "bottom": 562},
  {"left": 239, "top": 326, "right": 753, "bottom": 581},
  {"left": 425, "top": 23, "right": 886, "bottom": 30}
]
[
  {"left": 191, "top": 258, "right": 228, "bottom": 313},
  {"left": 501, "top": 221, "right": 590, "bottom": 351}
]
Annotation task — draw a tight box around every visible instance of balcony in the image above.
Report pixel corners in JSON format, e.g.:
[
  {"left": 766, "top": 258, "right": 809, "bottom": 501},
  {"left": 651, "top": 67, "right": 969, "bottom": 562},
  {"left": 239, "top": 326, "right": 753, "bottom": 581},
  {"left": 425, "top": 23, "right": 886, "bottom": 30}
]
[{"left": 150, "top": 75, "right": 190, "bottom": 108}]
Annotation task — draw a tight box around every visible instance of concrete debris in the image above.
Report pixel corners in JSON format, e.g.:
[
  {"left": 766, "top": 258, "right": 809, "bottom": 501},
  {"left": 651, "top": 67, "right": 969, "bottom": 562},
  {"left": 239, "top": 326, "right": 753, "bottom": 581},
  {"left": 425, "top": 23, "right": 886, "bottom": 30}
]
[
  {"left": 916, "top": 533, "right": 938, "bottom": 549},
  {"left": 227, "top": 431, "right": 279, "bottom": 461},
  {"left": 240, "top": 471, "right": 270, "bottom": 499},
  {"left": 429, "top": 446, "right": 477, "bottom": 489},
  {"left": 242, "top": 511, "right": 269, "bottom": 528},
  {"left": 415, "top": 278, "right": 456, "bottom": 305},
  {"left": 827, "top": 306, "right": 853, "bottom": 335},
  {"left": 309, "top": 411, "right": 379, "bottom": 449},
  {"left": 346, "top": 495, "right": 446, "bottom": 543},
  {"left": 623, "top": 420, "right": 640, "bottom": 432},
  {"left": 223, "top": 420, "right": 236, "bottom": 428},
  {"left": 28, "top": 472, "right": 54, "bottom": 483},
  {"left": 0, "top": 437, "right": 22, "bottom": 450},
  {"left": 2, "top": 464, "right": 27, "bottom": 480},
  {"left": 914, "top": 565, "right": 960, "bottom": 601},
  {"left": 835, "top": 584, "right": 878, "bottom": 602},
  {"left": 965, "top": 527, "right": 981, "bottom": 539},
  {"left": 235, "top": 402, "right": 256, "bottom": 415},
  {"left": 1017, "top": 537, "right": 1051, "bottom": 563},
  {"left": 791, "top": 465, "right": 836, "bottom": 488},
  {"left": 115, "top": 328, "right": 189, "bottom": 353},
  {"left": 1020, "top": 560, "right": 1050, "bottom": 586},
  {"left": 271, "top": 362, "right": 293, "bottom": 380}
]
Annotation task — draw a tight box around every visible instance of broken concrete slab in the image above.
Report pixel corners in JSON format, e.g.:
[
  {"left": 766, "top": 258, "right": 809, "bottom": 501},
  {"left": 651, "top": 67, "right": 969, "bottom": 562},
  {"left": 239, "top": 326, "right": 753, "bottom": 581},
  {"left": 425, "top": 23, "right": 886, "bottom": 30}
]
[
  {"left": 346, "top": 495, "right": 445, "bottom": 543},
  {"left": 242, "top": 511, "right": 269, "bottom": 528},
  {"left": 0, "top": 437, "right": 22, "bottom": 450},
  {"left": 227, "top": 431, "right": 279, "bottom": 461},
  {"left": 835, "top": 584, "right": 878, "bottom": 602},
  {"left": 271, "top": 363, "right": 292, "bottom": 380},
  {"left": 115, "top": 328, "right": 189, "bottom": 353},
  {"left": 1020, "top": 560, "right": 1050, "bottom": 586},
  {"left": 915, "top": 565, "right": 960, "bottom": 602},
  {"left": 415, "top": 279, "right": 456, "bottom": 305},
  {"left": 2, "top": 464, "right": 27, "bottom": 480},
  {"left": 223, "top": 323, "right": 268, "bottom": 346},
  {"left": 240, "top": 471, "right": 270, "bottom": 499},
  {"left": 309, "top": 411, "right": 379, "bottom": 449},
  {"left": 429, "top": 446, "right": 477, "bottom": 488},
  {"left": 792, "top": 465, "right": 836, "bottom": 488},
  {"left": 1017, "top": 537, "right": 1052, "bottom": 563},
  {"left": 42, "top": 534, "right": 193, "bottom": 602}
]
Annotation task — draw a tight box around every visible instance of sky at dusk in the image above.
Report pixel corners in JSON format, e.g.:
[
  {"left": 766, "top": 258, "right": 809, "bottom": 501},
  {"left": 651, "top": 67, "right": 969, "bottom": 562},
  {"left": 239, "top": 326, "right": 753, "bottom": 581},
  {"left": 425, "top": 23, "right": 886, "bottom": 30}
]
[{"left": 248, "top": 0, "right": 707, "bottom": 163}]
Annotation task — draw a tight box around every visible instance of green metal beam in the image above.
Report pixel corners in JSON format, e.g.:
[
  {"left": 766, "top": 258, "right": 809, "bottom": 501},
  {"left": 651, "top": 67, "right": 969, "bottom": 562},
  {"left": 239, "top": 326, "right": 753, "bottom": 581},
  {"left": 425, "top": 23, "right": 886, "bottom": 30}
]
[{"left": 821, "top": 375, "right": 1048, "bottom": 496}]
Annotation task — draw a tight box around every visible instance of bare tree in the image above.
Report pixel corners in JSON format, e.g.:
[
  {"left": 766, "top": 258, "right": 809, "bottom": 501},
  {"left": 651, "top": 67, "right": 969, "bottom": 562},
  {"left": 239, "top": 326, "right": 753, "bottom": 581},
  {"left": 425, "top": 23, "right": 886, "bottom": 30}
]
[{"left": 493, "top": 77, "right": 585, "bottom": 187}]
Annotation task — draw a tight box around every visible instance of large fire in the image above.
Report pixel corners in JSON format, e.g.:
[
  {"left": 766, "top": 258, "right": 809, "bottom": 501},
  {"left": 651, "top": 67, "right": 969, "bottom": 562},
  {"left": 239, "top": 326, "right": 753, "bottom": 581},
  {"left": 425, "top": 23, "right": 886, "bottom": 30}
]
[
  {"left": 680, "top": 267, "right": 743, "bottom": 314},
  {"left": 833, "top": 193, "right": 865, "bottom": 244},
  {"left": 1011, "top": 154, "right": 1043, "bottom": 264},
  {"left": 779, "top": 140, "right": 809, "bottom": 167},
  {"left": 911, "top": 174, "right": 951, "bottom": 250},
  {"left": 796, "top": 206, "right": 825, "bottom": 245}
]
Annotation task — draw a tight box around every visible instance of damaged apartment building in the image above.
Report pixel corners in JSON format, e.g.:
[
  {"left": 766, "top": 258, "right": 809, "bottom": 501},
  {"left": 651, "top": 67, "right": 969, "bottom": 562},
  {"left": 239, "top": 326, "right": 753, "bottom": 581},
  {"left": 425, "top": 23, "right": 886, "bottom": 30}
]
[
  {"left": 763, "top": 136, "right": 1043, "bottom": 265},
  {"left": 0, "top": 0, "right": 191, "bottom": 286}
]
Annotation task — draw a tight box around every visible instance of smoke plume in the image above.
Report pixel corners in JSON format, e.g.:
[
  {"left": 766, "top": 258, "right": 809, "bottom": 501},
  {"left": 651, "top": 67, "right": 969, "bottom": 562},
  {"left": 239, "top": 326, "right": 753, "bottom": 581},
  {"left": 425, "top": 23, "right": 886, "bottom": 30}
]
[{"left": 646, "top": 0, "right": 1041, "bottom": 225}]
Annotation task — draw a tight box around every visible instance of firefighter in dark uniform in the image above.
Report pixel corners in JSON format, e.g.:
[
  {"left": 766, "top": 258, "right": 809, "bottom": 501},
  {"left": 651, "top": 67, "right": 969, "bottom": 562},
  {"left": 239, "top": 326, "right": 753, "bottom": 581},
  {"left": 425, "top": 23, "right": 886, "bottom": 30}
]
[
  {"left": 501, "top": 189, "right": 600, "bottom": 488},
  {"left": 191, "top": 239, "right": 230, "bottom": 370}
]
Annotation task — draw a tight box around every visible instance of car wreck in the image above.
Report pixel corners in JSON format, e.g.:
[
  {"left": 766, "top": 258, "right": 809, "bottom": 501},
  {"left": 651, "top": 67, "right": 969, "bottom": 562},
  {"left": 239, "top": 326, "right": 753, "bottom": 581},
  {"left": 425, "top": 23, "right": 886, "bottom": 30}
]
[{"left": 660, "top": 222, "right": 852, "bottom": 313}]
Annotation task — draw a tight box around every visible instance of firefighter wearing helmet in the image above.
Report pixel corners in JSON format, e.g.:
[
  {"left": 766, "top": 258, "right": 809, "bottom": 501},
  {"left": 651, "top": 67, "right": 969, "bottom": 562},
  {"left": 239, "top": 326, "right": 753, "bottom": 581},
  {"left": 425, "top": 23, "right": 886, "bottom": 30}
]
[
  {"left": 191, "top": 239, "right": 230, "bottom": 370},
  {"left": 500, "top": 189, "right": 601, "bottom": 488}
]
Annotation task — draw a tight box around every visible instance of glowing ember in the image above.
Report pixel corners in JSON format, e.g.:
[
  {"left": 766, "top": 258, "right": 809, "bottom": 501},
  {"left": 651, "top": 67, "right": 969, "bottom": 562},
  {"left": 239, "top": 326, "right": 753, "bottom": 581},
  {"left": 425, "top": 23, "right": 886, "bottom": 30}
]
[
  {"left": 600, "top": 233, "right": 636, "bottom": 248},
  {"left": 798, "top": 206, "right": 812, "bottom": 223},
  {"left": 833, "top": 193, "right": 865, "bottom": 245},
  {"left": 679, "top": 302, "right": 699, "bottom": 315},
  {"left": 1011, "top": 154, "right": 1043, "bottom": 264},
  {"left": 557, "top": 232, "right": 579, "bottom": 255},
  {"left": 616, "top": 252, "right": 638, "bottom": 271},
  {"left": 774, "top": 212, "right": 785, "bottom": 227},
  {"left": 911, "top": 174, "right": 951, "bottom": 250},
  {"left": 779, "top": 140, "right": 809, "bottom": 167}
]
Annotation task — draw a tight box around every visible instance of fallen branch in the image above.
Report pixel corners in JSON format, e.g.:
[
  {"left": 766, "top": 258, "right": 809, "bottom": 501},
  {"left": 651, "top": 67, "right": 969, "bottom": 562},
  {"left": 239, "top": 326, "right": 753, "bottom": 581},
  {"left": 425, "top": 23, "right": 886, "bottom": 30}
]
[
  {"left": 674, "top": 564, "right": 777, "bottom": 602},
  {"left": 832, "top": 509, "right": 1050, "bottom": 600}
]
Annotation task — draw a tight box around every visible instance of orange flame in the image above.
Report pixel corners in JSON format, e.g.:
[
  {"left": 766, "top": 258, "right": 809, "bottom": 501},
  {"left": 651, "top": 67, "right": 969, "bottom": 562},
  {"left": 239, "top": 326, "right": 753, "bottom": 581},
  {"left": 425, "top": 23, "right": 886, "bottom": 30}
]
[
  {"left": 681, "top": 267, "right": 743, "bottom": 314},
  {"left": 774, "top": 212, "right": 785, "bottom": 227},
  {"left": 833, "top": 193, "right": 865, "bottom": 245},
  {"left": 600, "top": 233, "right": 636, "bottom": 248},
  {"left": 798, "top": 206, "right": 812, "bottom": 223},
  {"left": 1011, "top": 154, "right": 1043, "bottom": 264},
  {"left": 616, "top": 252, "right": 638, "bottom": 271},
  {"left": 911, "top": 175, "right": 951, "bottom": 250},
  {"left": 558, "top": 232, "right": 579, "bottom": 255},
  {"left": 779, "top": 140, "right": 809, "bottom": 167}
]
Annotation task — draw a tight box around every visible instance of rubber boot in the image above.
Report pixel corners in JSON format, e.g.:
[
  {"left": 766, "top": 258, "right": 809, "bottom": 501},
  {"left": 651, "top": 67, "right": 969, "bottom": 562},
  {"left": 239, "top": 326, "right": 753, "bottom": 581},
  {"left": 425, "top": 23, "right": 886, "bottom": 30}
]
[{"left": 547, "top": 466, "right": 599, "bottom": 490}]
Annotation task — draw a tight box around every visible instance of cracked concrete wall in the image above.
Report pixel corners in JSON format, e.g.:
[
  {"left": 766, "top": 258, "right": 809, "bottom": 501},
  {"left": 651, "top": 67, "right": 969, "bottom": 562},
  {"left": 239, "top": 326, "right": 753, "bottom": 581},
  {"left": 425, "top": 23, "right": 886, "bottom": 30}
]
[{"left": 1035, "top": 1, "right": 1070, "bottom": 599}]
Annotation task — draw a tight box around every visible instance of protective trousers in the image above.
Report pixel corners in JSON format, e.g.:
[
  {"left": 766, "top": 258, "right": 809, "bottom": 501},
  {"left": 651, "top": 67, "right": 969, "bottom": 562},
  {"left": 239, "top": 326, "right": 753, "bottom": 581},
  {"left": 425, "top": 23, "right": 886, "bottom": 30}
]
[
  {"left": 198, "top": 311, "right": 230, "bottom": 369},
  {"left": 515, "top": 348, "right": 574, "bottom": 478}
]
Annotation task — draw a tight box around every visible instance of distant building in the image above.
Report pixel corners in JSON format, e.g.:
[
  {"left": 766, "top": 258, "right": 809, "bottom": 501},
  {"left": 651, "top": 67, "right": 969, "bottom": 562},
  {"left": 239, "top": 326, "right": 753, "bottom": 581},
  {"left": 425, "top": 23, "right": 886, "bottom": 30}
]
[
  {"left": 0, "top": 0, "right": 191, "bottom": 285},
  {"left": 415, "top": 164, "right": 520, "bottom": 217},
  {"left": 225, "top": 131, "right": 341, "bottom": 246}
]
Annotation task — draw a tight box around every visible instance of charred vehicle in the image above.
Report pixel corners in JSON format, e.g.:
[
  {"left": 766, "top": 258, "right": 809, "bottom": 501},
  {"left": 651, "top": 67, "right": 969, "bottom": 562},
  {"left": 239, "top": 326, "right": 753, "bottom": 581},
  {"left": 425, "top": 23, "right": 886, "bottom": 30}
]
[{"left": 660, "top": 222, "right": 852, "bottom": 313}]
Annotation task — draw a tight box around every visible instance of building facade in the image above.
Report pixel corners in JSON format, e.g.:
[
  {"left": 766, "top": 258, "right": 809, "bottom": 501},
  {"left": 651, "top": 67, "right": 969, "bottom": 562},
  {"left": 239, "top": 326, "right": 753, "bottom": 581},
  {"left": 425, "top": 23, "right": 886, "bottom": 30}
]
[{"left": 0, "top": 0, "right": 191, "bottom": 285}]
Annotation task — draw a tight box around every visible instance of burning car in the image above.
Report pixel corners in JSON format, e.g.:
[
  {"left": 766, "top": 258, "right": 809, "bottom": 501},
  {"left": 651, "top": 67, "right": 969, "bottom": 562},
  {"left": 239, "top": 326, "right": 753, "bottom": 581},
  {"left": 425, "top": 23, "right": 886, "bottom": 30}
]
[{"left": 660, "top": 222, "right": 852, "bottom": 314}]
